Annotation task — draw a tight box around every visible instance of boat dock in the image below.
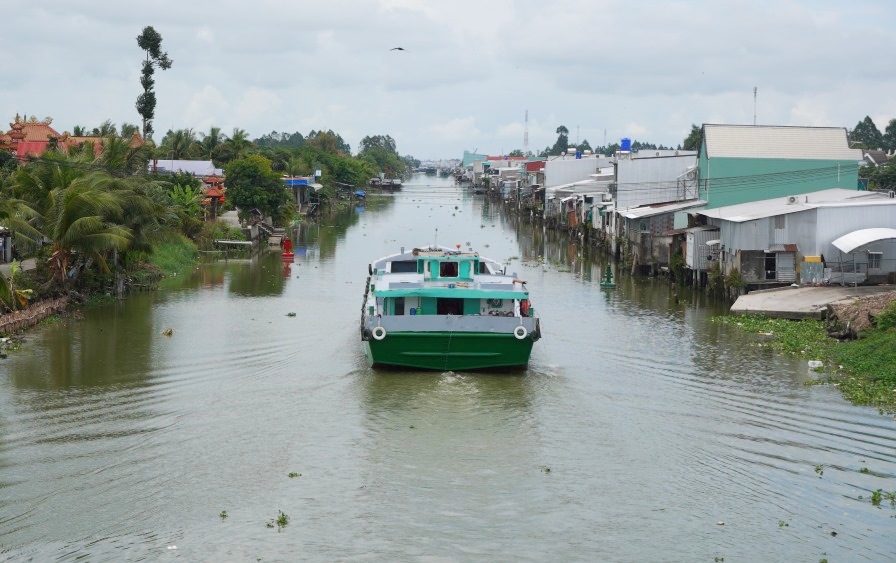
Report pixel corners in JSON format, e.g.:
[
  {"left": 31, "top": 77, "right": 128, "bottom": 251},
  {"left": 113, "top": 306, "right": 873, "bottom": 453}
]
[{"left": 729, "top": 285, "right": 896, "bottom": 319}]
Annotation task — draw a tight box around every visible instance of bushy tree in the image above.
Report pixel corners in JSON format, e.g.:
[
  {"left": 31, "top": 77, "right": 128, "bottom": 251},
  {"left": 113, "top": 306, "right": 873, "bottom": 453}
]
[
  {"left": 850, "top": 116, "right": 883, "bottom": 149},
  {"left": 882, "top": 118, "right": 896, "bottom": 152},
  {"left": 224, "top": 154, "right": 290, "bottom": 223},
  {"left": 682, "top": 124, "right": 701, "bottom": 151}
]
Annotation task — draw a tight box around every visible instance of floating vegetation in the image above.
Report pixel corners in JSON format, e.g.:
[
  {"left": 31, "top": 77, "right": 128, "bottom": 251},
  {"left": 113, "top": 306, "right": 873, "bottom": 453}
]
[
  {"left": 161, "top": 327, "right": 174, "bottom": 337},
  {"left": 286, "top": 312, "right": 296, "bottom": 317},
  {"left": 778, "top": 520, "right": 789, "bottom": 527},
  {"left": 220, "top": 510, "right": 228, "bottom": 520},
  {"left": 716, "top": 314, "right": 896, "bottom": 412},
  {"left": 276, "top": 510, "right": 289, "bottom": 527},
  {"left": 859, "top": 467, "right": 870, "bottom": 474},
  {"left": 288, "top": 472, "right": 301, "bottom": 478},
  {"left": 871, "top": 489, "right": 882, "bottom": 506},
  {"left": 814, "top": 464, "right": 824, "bottom": 477}
]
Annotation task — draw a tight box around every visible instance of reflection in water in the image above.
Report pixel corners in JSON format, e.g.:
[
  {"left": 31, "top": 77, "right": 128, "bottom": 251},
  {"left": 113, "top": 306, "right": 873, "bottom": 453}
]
[{"left": 0, "top": 175, "right": 894, "bottom": 561}]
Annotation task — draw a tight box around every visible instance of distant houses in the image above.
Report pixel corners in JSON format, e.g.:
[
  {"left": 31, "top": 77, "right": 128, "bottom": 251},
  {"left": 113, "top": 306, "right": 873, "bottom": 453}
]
[{"left": 464, "top": 123, "right": 896, "bottom": 288}]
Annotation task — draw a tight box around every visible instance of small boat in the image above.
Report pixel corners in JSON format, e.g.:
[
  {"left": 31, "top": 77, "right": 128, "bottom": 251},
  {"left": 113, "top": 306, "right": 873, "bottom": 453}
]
[
  {"left": 360, "top": 245, "right": 542, "bottom": 370},
  {"left": 390, "top": 178, "right": 402, "bottom": 187}
]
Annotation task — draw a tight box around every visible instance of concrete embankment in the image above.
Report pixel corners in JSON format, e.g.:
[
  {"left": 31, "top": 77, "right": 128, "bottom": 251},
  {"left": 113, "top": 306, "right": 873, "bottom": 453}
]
[
  {"left": 730, "top": 285, "right": 896, "bottom": 319},
  {"left": 0, "top": 297, "right": 70, "bottom": 335}
]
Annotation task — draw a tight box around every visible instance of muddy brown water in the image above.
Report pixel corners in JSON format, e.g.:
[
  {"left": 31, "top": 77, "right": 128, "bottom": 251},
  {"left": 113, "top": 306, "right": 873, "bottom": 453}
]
[{"left": 1, "top": 175, "right": 894, "bottom": 561}]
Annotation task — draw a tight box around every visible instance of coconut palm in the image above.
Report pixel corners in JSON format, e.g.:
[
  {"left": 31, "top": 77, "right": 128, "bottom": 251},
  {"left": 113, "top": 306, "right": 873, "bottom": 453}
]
[
  {"left": 41, "top": 172, "right": 133, "bottom": 286},
  {"left": 198, "top": 126, "right": 226, "bottom": 162},
  {"left": 224, "top": 128, "right": 252, "bottom": 161}
]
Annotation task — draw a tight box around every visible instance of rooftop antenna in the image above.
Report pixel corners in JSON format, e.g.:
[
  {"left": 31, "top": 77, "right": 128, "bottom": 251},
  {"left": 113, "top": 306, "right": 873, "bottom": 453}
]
[{"left": 753, "top": 86, "right": 757, "bottom": 125}]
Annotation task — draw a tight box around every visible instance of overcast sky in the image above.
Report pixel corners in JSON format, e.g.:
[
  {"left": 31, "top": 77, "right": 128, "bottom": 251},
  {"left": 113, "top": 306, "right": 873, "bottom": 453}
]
[{"left": 3, "top": 0, "right": 894, "bottom": 160}]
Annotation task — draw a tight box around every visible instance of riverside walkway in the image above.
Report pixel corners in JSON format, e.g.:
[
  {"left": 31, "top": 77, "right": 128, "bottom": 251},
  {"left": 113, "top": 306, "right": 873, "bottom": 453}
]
[{"left": 730, "top": 284, "right": 896, "bottom": 319}]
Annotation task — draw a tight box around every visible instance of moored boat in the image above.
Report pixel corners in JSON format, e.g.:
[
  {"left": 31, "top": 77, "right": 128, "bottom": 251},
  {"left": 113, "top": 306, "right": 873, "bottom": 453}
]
[{"left": 360, "top": 245, "right": 541, "bottom": 370}]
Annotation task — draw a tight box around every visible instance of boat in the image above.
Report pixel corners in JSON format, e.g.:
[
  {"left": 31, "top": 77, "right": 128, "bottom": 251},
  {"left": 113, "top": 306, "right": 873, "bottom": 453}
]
[{"left": 360, "top": 245, "right": 542, "bottom": 370}]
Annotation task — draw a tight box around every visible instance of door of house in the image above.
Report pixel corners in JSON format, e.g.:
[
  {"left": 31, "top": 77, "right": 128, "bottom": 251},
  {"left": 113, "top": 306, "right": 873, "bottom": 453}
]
[
  {"left": 765, "top": 252, "right": 777, "bottom": 280},
  {"left": 777, "top": 252, "right": 796, "bottom": 283}
]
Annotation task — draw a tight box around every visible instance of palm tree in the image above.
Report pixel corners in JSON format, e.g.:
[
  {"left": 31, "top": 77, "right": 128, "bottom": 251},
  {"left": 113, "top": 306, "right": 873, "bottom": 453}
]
[
  {"left": 198, "top": 126, "right": 226, "bottom": 161},
  {"left": 224, "top": 128, "right": 252, "bottom": 161},
  {"left": 41, "top": 173, "right": 133, "bottom": 286}
]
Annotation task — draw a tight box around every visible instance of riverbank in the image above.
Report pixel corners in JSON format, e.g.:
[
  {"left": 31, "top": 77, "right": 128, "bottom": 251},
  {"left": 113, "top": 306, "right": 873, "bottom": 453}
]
[{"left": 719, "top": 295, "right": 896, "bottom": 412}]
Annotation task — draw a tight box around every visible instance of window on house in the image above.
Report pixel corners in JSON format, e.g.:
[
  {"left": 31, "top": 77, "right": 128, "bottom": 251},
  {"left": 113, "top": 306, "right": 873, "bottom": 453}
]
[
  {"left": 868, "top": 251, "right": 882, "bottom": 270},
  {"left": 394, "top": 297, "right": 405, "bottom": 315}
]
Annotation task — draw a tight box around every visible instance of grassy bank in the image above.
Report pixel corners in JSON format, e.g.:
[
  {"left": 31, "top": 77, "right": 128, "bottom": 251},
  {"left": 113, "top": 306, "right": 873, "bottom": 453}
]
[{"left": 718, "top": 313, "right": 896, "bottom": 413}]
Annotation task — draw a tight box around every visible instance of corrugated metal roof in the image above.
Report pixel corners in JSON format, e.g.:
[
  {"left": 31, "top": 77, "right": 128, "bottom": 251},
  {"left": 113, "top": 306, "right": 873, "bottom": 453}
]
[
  {"left": 697, "top": 188, "right": 892, "bottom": 222},
  {"left": 832, "top": 228, "right": 896, "bottom": 253},
  {"left": 703, "top": 124, "right": 862, "bottom": 160},
  {"left": 620, "top": 199, "right": 706, "bottom": 219}
]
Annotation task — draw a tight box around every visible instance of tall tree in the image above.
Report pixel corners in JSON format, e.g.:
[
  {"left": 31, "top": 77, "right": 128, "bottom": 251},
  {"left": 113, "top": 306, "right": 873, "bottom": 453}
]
[
  {"left": 682, "top": 124, "right": 702, "bottom": 151},
  {"left": 882, "top": 118, "right": 896, "bottom": 152},
  {"left": 224, "top": 154, "right": 290, "bottom": 223},
  {"left": 549, "top": 125, "right": 569, "bottom": 156},
  {"left": 198, "top": 126, "right": 226, "bottom": 161},
  {"left": 136, "top": 26, "right": 173, "bottom": 141},
  {"left": 849, "top": 116, "right": 883, "bottom": 149}
]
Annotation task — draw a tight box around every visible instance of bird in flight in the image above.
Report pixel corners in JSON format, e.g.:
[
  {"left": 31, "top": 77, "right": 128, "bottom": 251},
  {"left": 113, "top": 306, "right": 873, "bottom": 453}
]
[{"left": 389, "top": 47, "right": 406, "bottom": 51}]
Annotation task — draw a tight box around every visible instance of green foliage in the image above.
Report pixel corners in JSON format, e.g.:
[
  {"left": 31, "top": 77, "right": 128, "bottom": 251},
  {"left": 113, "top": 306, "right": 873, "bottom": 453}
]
[
  {"left": 875, "top": 300, "right": 896, "bottom": 331},
  {"left": 718, "top": 314, "right": 896, "bottom": 411},
  {"left": 883, "top": 118, "right": 896, "bottom": 152},
  {"left": 145, "top": 235, "right": 198, "bottom": 276},
  {"left": 358, "top": 134, "right": 407, "bottom": 178},
  {"left": 683, "top": 124, "right": 702, "bottom": 151},
  {"left": 0, "top": 262, "right": 34, "bottom": 313},
  {"left": 224, "top": 154, "right": 290, "bottom": 222},
  {"left": 136, "top": 26, "right": 173, "bottom": 140},
  {"left": 850, "top": 116, "right": 883, "bottom": 149},
  {"left": 169, "top": 182, "right": 203, "bottom": 219},
  {"left": 669, "top": 248, "right": 686, "bottom": 283},
  {"left": 707, "top": 260, "right": 724, "bottom": 295},
  {"left": 195, "top": 220, "right": 245, "bottom": 251}
]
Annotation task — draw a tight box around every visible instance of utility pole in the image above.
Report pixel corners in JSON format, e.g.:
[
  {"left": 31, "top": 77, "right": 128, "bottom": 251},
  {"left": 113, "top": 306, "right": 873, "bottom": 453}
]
[
  {"left": 753, "top": 87, "right": 757, "bottom": 125},
  {"left": 523, "top": 110, "right": 529, "bottom": 155}
]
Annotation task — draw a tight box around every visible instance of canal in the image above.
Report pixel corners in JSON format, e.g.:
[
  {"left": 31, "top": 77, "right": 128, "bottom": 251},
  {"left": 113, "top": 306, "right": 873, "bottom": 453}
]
[{"left": 1, "top": 174, "right": 894, "bottom": 561}]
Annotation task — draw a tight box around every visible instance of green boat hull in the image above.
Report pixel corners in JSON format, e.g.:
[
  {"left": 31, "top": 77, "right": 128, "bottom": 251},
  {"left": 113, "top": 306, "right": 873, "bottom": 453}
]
[{"left": 363, "top": 331, "right": 534, "bottom": 371}]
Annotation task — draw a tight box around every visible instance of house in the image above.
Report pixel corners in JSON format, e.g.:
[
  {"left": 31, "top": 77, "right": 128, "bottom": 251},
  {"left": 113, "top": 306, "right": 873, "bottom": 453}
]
[
  {"left": 149, "top": 159, "right": 228, "bottom": 217},
  {"left": 0, "top": 113, "right": 143, "bottom": 160},
  {"left": 863, "top": 149, "right": 892, "bottom": 168},
  {"left": 697, "top": 124, "right": 863, "bottom": 209},
  {"left": 693, "top": 188, "right": 896, "bottom": 287}
]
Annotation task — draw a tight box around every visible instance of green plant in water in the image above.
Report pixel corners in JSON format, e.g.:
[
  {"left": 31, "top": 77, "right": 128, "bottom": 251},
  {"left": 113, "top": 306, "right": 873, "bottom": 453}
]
[
  {"left": 276, "top": 510, "right": 289, "bottom": 527},
  {"left": 859, "top": 467, "right": 870, "bottom": 474},
  {"left": 288, "top": 472, "right": 301, "bottom": 478},
  {"left": 885, "top": 490, "right": 896, "bottom": 508},
  {"left": 814, "top": 464, "right": 824, "bottom": 477},
  {"left": 220, "top": 510, "right": 228, "bottom": 520},
  {"left": 871, "top": 489, "right": 882, "bottom": 506},
  {"left": 778, "top": 520, "right": 789, "bottom": 527}
]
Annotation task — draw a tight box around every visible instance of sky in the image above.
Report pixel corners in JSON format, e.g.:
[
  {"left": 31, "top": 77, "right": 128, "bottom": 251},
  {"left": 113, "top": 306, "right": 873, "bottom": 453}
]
[{"left": 3, "top": 0, "right": 895, "bottom": 161}]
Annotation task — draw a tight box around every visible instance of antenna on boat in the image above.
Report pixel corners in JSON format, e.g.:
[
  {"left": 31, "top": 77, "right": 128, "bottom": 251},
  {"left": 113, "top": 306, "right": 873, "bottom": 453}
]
[{"left": 434, "top": 227, "right": 438, "bottom": 247}]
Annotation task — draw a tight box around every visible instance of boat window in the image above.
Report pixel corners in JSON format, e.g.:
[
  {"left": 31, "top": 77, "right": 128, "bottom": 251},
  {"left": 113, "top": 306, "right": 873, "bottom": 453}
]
[
  {"left": 436, "top": 298, "right": 463, "bottom": 315},
  {"left": 440, "top": 261, "right": 458, "bottom": 277},
  {"left": 394, "top": 297, "right": 405, "bottom": 315},
  {"left": 391, "top": 260, "right": 417, "bottom": 273}
]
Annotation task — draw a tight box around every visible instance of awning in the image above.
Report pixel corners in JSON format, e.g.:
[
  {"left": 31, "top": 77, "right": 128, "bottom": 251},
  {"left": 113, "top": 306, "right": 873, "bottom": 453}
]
[
  {"left": 310, "top": 183, "right": 324, "bottom": 191},
  {"left": 832, "top": 227, "right": 896, "bottom": 253},
  {"left": 706, "top": 239, "right": 721, "bottom": 246}
]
